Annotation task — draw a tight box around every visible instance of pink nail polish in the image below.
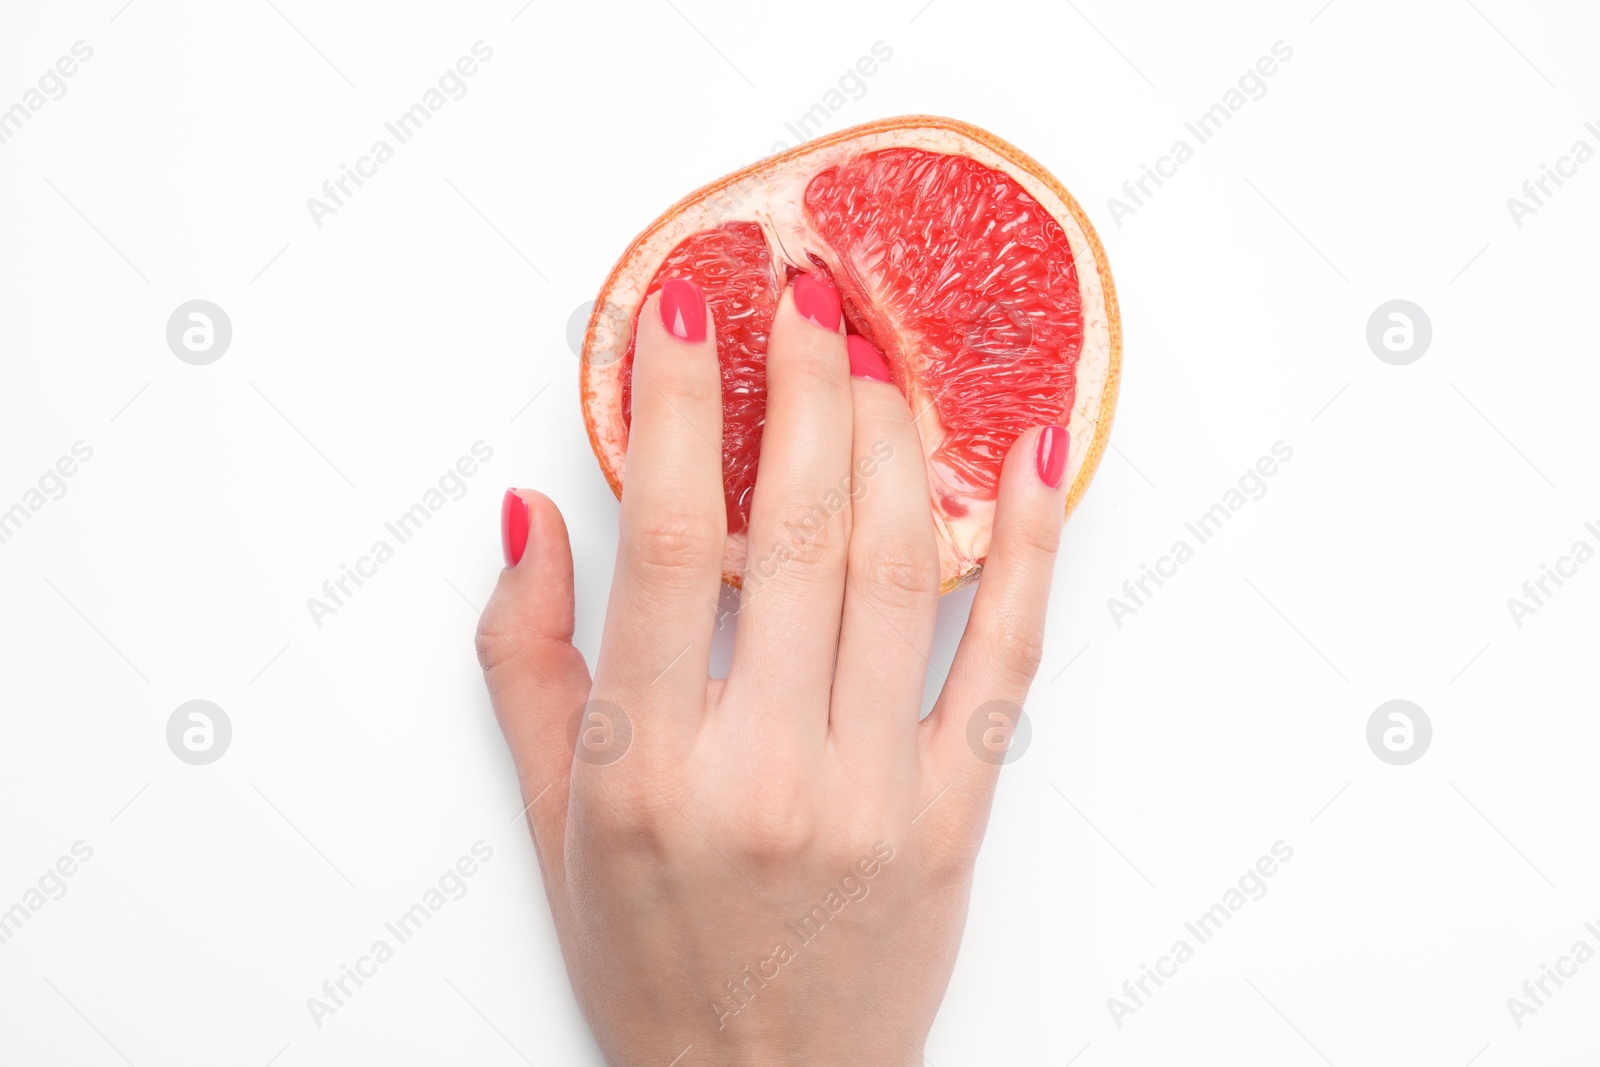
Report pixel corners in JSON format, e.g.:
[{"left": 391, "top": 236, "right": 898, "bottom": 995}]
[
  {"left": 659, "top": 278, "right": 707, "bottom": 343},
  {"left": 846, "top": 335, "right": 892, "bottom": 382},
  {"left": 502, "top": 489, "right": 530, "bottom": 567},
  {"left": 792, "top": 272, "right": 841, "bottom": 332},
  {"left": 1036, "top": 426, "right": 1068, "bottom": 489}
]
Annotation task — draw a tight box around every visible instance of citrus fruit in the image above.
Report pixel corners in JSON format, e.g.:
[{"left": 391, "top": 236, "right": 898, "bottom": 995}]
[{"left": 580, "top": 115, "right": 1121, "bottom": 592}]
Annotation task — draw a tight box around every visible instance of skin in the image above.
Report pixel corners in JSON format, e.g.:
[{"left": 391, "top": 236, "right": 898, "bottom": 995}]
[{"left": 477, "top": 278, "right": 1068, "bottom": 1065}]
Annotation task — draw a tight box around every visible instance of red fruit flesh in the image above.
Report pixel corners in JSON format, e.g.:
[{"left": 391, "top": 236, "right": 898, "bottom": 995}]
[
  {"left": 620, "top": 147, "right": 1084, "bottom": 534},
  {"left": 806, "top": 149, "right": 1083, "bottom": 508}
]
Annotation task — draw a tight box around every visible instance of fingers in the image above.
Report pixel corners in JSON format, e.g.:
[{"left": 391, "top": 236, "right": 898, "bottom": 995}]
[
  {"left": 728, "top": 273, "right": 853, "bottom": 738},
  {"left": 479, "top": 489, "right": 592, "bottom": 863},
  {"left": 592, "top": 280, "right": 724, "bottom": 735},
  {"left": 924, "top": 425, "right": 1070, "bottom": 792},
  {"left": 830, "top": 336, "right": 940, "bottom": 762}
]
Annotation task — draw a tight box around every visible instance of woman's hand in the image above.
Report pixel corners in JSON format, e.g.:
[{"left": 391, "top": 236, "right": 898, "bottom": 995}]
[{"left": 478, "top": 271, "right": 1069, "bottom": 1066}]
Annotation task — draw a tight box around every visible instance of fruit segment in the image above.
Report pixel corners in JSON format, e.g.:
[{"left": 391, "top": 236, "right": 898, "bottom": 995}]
[
  {"left": 804, "top": 149, "right": 1082, "bottom": 511},
  {"left": 620, "top": 221, "right": 778, "bottom": 533}
]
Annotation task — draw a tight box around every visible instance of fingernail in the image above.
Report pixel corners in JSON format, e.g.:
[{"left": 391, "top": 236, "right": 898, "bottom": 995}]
[
  {"left": 659, "top": 278, "right": 707, "bottom": 343},
  {"left": 502, "top": 489, "right": 531, "bottom": 567},
  {"left": 846, "top": 335, "right": 892, "bottom": 382},
  {"left": 1036, "top": 426, "right": 1068, "bottom": 489},
  {"left": 792, "top": 272, "right": 842, "bottom": 332}
]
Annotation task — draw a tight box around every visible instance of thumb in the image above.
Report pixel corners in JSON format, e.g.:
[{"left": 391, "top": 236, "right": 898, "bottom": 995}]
[{"left": 478, "top": 489, "right": 590, "bottom": 856}]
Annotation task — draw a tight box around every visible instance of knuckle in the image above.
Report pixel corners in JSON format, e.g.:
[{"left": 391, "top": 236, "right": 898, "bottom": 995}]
[
  {"left": 730, "top": 802, "right": 817, "bottom": 867},
  {"left": 474, "top": 601, "right": 529, "bottom": 678},
  {"left": 857, "top": 409, "right": 913, "bottom": 456},
  {"left": 781, "top": 344, "right": 851, "bottom": 393},
  {"left": 474, "top": 609, "right": 583, "bottom": 696},
  {"left": 629, "top": 507, "right": 722, "bottom": 574},
  {"left": 1009, "top": 515, "right": 1063, "bottom": 561},
  {"left": 985, "top": 610, "right": 1046, "bottom": 685},
  {"left": 575, "top": 788, "right": 674, "bottom": 856},
  {"left": 926, "top": 825, "right": 983, "bottom": 887},
  {"left": 474, "top": 616, "right": 511, "bottom": 675},
  {"left": 856, "top": 537, "right": 939, "bottom": 606},
  {"left": 646, "top": 365, "right": 720, "bottom": 410},
  {"left": 851, "top": 422, "right": 916, "bottom": 492},
  {"left": 769, "top": 498, "right": 846, "bottom": 570}
]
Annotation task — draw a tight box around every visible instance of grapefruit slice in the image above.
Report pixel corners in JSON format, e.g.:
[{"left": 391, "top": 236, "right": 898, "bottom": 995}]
[{"left": 580, "top": 115, "right": 1121, "bottom": 592}]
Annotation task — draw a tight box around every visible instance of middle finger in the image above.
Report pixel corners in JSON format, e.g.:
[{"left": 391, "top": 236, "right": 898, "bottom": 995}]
[{"left": 729, "top": 272, "right": 853, "bottom": 735}]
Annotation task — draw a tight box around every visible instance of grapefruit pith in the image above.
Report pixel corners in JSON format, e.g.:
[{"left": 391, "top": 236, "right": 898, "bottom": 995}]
[{"left": 580, "top": 115, "right": 1121, "bottom": 592}]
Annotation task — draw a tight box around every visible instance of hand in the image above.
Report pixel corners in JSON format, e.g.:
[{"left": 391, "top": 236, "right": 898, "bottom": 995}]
[{"left": 478, "top": 271, "right": 1070, "bottom": 1065}]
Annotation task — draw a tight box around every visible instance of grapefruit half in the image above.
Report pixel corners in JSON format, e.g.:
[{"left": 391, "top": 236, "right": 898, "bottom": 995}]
[{"left": 579, "top": 115, "right": 1121, "bottom": 592}]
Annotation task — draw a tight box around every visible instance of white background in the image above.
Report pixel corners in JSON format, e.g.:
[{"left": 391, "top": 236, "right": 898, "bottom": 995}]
[{"left": 3, "top": 0, "right": 1598, "bottom": 1063}]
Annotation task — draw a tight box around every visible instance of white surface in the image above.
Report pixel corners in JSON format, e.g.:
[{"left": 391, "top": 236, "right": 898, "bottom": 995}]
[{"left": 2, "top": 1, "right": 1597, "bottom": 1064}]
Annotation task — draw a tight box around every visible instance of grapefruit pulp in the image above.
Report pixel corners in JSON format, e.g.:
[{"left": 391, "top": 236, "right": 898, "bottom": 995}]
[{"left": 580, "top": 115, "right": 1121, "bottom": 592}]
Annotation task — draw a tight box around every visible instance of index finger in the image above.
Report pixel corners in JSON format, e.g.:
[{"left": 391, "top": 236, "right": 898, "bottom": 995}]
[{"left": 593, "top": 279, "right": 724, "bottom": 733}]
